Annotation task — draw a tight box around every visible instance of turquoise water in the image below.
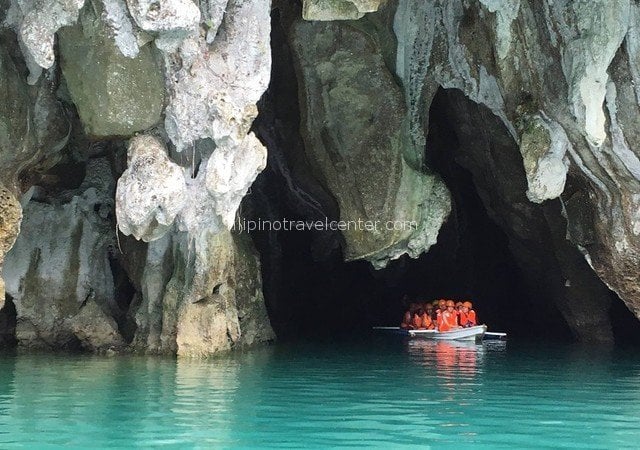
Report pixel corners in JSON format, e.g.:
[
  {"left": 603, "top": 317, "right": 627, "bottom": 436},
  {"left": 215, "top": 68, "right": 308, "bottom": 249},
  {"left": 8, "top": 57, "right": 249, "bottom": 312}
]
[{"left": 0, "top": 338, "right": 639, "bottom": 448}]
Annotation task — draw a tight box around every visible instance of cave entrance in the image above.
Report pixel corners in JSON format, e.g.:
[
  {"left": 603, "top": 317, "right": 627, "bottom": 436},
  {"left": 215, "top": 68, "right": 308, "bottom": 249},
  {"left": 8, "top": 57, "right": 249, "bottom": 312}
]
[
  {"left": 249, "top": 8, "right": 638, "bottom": 344},
  {"left": 248, "top": 26, "right": 564, "bottom": 340}
]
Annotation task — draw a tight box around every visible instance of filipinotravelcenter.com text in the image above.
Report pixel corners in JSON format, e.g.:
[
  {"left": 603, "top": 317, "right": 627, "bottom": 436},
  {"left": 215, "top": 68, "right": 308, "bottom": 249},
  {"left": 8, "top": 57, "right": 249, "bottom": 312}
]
[{"left": 233, "top": 218, "right": 419, "bottom": 233}]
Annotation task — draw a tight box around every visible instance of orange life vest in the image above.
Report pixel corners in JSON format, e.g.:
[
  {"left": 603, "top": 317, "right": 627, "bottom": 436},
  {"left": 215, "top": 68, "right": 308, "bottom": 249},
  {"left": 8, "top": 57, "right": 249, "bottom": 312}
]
[
  {"left": 438, "top": 310, "right": 458, "bottom": 332},
  {"left": 420, "top": 313, "right": 435, "bottom": 330}
]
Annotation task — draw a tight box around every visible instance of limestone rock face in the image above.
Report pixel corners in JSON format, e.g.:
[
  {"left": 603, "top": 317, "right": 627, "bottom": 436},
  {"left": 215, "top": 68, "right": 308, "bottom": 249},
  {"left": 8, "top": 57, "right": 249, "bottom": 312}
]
[
  {"left": 116, "top": 135, "right": 187, "bottom": 242},
  {"left": 204, "top": 133, "right": 267, "bottom": 228},
  {"left": 302, "top": 0, "right": 384, "bottom": 21},
  {"left": 0, "top": 40, "right": 70, "bottom": 180},
  {"left": 58, "top": 3, "right": 165, "bottom": 137},
  {"left": 0, "top": 40, "right": 68, "bottom": 306},
  {"left": 70, "top": 300, "right": 126, "bottom": 352},
  {"left": 127, "top": 230, "right": 274, "bottom": 357},
  {"left": 290, "top": 18, "right": 450, "bottom": 267},
  {"left": 3, "top": 158, "right": 126, "bottom": 349},
  {"left": 163, "top": 0, "right": 271, "bottom": 151},
  {"left": 394, "top": 0, "right": 640, "bottom": 321},
  {"left": 4, "top": 0, "right": 85, "bottom": 82},
  {"left": 126, "top": 0, "right": 201, "bottom": 33},
  {"left": 0, "top": 185, "right": 21, "bottom": 306},
  {"left": 0, "top": 0, "right": 274, "bottom": 355}
]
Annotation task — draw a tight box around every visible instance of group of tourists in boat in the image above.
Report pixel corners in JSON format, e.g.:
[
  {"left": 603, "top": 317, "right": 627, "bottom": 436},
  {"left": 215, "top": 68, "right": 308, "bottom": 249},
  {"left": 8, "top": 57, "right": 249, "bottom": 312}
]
[{"left": 401, "top": 300, "right": 478, "bottom": 332}]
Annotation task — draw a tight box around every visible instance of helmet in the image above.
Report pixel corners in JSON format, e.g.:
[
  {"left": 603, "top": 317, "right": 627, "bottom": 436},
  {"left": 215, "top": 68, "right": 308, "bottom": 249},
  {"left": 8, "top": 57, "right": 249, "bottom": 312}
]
[
  {"left": 463, "top": 301, "right": 473, "bottom": 309},
  {"left": 438, "top": 299, "right": 446, "bottom": 308},
  {"left": 446, "top": 300, "right": 455, "bottom": 307}
]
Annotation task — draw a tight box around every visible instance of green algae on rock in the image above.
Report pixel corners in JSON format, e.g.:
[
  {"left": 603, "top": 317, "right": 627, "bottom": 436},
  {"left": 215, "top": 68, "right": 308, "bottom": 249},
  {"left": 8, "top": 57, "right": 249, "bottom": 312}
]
[{"left": 58, "top": 4, "right": 165, "bottom": 137}]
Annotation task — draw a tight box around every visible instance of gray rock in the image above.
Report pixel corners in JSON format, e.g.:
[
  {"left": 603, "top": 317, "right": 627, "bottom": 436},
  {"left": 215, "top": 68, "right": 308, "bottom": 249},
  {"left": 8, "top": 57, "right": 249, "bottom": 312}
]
[
  {"left": 394, "top": 0, "right": 640, "bottom": 328},
  {"left": 71, "top": 300, "right": 126, "bottom": 352},
  {"left": 290, "top": 19, "right": 450, "bottom": 267},
  {"left": 3, "top": 0, "right": 85, "bottom": 82},
  {"left": 3, "top": 158, "right": 121, "bottom": 349},
  {"left": 58, "top": 3, "right": 165, "bottom": 137},
  {"left": 116, "top": 135, "right": 187, "bottom": 241},
  {"left": 302, "top": 0, "right": 384, "bottom": 20},
  {"left": 164, "top": 0, "right": 271, "bottom": 151},
  {"left": 128, "top": 229, "right": 274, "bottom": 357},
  {"left": 126, "top": 0, "right": 200, "bottom": 33}
]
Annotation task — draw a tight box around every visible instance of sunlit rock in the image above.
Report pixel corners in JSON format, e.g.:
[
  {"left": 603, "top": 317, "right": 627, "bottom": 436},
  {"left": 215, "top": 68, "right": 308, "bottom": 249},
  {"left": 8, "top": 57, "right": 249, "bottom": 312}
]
[
  {"left": 205, "top": 133, "right": 267, "bottom": 228},
  {"left": 164, "top": 0, "right": 271, "bottom": 151},
  {"left": 116, "top": 135, "right": 187, "bottom": 242},
  {"left": 4, "top": 0, "right": 84, "bottom": 82},
  {"left": 126, "top": 0, "right": 200, "bottom": 33},
  {"left": 302, "top": 0, "right": 384, "bottom": 21},
  {"left": 128, "top": 230, "right": 274, "bottom": 357},
  {"left": 0, "top": 185, "right": 21, "bottom": 307}
]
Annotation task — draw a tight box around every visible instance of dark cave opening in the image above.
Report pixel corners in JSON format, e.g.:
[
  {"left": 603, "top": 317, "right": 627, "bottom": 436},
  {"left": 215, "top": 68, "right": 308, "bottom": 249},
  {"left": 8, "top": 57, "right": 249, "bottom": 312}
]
[
  {"left": 247, "top": 7, "right": 640, "bottom": 345},
  {"left": 0, "top": 295, "right": 17, "bottom": 349},
  {"left": 248, "top": 8, "right": 551, "bottom": 342}
]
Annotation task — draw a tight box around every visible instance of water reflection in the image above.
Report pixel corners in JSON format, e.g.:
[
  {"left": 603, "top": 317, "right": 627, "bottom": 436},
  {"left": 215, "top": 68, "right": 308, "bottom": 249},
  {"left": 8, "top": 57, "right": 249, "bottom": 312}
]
[{"left": 0, "top": 342, "right": 638, "bottom": 448}]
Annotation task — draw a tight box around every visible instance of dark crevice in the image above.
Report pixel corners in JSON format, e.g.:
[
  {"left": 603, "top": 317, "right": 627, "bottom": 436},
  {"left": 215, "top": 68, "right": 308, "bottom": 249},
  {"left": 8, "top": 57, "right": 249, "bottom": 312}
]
[
  {"left": 0, "top": 295, "right": 17, "bottom": 349},
  {"left": 108, "top": 249, "right": 137, "bottom": 344}
]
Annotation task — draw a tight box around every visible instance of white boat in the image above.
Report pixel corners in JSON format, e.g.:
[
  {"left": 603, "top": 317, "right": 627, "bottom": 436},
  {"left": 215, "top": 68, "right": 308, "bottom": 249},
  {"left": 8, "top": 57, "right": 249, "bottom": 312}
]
[{"left": 373, "top": 325, "right": 488, "bottom": 342}]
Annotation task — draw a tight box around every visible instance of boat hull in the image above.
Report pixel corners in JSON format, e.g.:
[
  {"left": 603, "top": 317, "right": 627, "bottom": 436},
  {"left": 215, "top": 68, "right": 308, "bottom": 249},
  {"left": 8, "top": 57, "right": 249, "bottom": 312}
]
[{"left": 374, "top": 325, "right": 488, "bottom": 342}]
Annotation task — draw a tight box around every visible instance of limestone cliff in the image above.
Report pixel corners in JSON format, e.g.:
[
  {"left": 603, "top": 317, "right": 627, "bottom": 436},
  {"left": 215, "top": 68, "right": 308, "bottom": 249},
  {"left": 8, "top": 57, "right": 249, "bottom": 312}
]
[
  {"left": 0, "top": 0, "right": 275, "bottom": 355},
  {"left": 1, "top": 0, "right": 640, "bottom": 351}
]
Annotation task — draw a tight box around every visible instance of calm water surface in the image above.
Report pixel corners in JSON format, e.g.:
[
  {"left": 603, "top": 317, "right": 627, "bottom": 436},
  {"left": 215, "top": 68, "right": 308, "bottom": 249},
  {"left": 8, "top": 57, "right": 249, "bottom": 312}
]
[{"left": 0, "top": 337, "right": 639, "bottom": 448}]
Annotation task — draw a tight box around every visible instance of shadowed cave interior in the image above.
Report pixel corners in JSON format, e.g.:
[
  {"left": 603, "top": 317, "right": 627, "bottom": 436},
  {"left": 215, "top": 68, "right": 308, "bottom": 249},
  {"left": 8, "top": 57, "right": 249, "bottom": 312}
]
[{"left": 246, "top": 11, "right": 640, "bottom": 344}]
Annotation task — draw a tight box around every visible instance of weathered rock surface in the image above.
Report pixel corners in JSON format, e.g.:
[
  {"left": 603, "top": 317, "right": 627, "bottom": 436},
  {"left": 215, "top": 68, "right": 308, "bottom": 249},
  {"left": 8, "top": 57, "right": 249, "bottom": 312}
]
[
  {"left": 70, "top": 300, "right": 126, "bottom": 352},
  {"left": 0, "top": 185, "right": 21, "bottom": 306},
  {"left": 394, "top": 0, "right": 640, "bottom": 322},
  {"left": 163, "top": 0, "right": 271, "bottom": 151},
  {"left": 4, "top": 0, "right": 85, "bottom": 82},
  {"left": 58, "top": 3, "right": 165, "bottom": 137},
  {"left": 302, "top": 0, "right": 384, "bottom": 21},
  {"left": 127, "top": 230, "right": 274, "bottom": 357},
  {"left": 3, "top": 157, "right": 126, "bottom": 349},
  {"left": 290, "top": 17, "right": 450, "bottom": 267},
  {"left": 0, "top": 37, "right": 70, "bottom": 180},
  {"left": 126, "top": 0, "right": 200, "bottom": 33},
  {"left": 116, "top": 135, "right": 187, "bottom": 242}
]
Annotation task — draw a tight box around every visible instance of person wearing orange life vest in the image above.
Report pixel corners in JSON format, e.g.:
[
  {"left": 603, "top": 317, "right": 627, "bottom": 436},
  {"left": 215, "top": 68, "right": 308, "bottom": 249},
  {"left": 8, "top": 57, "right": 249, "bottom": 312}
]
[
  {"left": 436, "top": 299, "right": 447, "bottom": 330},
  {"left": 420, "top": 303, "right": 435, "bottom": 330},
  {"left": 438, "top": 300, "right": 461, "bottom": 332},
  {"left": 455, "top": 301, "right": 463, "bottom": 325},
  {"left": 459, "top": 301, "right": 477, "bottom": 327},
  {"left": 400, "top": 303, "right": 417, "bottom": 329},
  {"left": 424, "top": 303, "right": 436, "bottom": 322},
  {"left": 412, "top": 307, "right": 427, "bottom": 329}
]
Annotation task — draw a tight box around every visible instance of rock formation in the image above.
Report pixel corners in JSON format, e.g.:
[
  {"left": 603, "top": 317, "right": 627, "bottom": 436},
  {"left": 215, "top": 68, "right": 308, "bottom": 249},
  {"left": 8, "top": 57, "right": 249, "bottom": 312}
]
[
  {"left": 0, "top": 0, "right": 275, "bottom": 355},
  {"left": 289, "top": 17, "right": 451, "bottom": 268},
  {"left": 391, "top": 0, "right": 640, "bottom": 334},
  {"left": 1, "top": 0, "right": 639, "bottom": 351}
]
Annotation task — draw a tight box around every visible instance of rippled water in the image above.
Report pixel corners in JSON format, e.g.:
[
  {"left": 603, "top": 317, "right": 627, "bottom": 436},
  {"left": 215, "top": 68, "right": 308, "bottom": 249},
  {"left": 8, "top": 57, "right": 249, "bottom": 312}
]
[{"left": 0, "top": 337, "right": 639, "bottom": 448}]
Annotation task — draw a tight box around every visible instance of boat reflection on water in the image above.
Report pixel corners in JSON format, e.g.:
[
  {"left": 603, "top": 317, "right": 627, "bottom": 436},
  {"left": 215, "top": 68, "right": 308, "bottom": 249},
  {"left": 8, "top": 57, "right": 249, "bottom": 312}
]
[{"left": 406, "top": 339, "right": 506, "bottom": 382}]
